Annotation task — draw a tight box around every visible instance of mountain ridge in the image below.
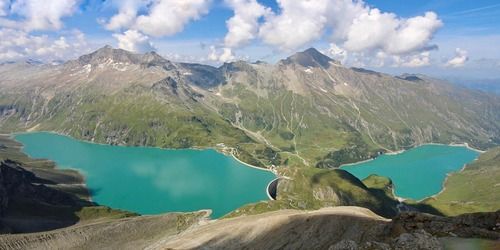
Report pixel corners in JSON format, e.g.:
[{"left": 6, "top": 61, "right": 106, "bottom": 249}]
[{"left": 0, "top": 46, "right": 499, "bottom": 168}]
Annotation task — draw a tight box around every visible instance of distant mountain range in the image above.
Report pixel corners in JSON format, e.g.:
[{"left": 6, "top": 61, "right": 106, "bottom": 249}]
[
  {"left": 445, "top": 77, "right": 500, "bottom": 95},
  {"left": 1, "top": 46, "right": 499, "bottom": 168}
]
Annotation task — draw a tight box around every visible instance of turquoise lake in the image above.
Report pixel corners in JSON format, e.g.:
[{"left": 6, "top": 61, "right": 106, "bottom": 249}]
[
  {"left": 341, "top": 144, "right": 480, "bottom": 200},
  {"left": 14, "top": 132, "right": 276, "bottom": 218}
]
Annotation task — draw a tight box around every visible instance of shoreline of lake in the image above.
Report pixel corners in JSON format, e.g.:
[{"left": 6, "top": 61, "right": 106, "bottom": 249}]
[
  {"left": 11, "top": 130, "right": 278, "bottom": 206},
  {"left": 340, "top": 142, "right": 484, "bottom": 169},
  {"left": 419, "top": 161, "right": 470, "bottom": 203},
  {"left": 12, "top": 130, "right": 275, "bottom": 174},
  {"left": 341, "top": 144, "right": 480, "bottom": 201}
]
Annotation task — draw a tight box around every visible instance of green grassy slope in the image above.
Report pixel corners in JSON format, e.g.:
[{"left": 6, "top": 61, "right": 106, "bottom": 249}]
[
  {"left": 225, "top": 166, "right": 399, "bottom": 218},
  {"left": 422, "top": 147, "right": 500, "bottom": 216},
  {"left": 215, "top": 87, "right": 383, "bottom": 168},
  {"left": 0, "top": 86, "right": 284, "bottom": 167},
  {"left": 213, "top": 69, "right": 500, "bottom": 168}
]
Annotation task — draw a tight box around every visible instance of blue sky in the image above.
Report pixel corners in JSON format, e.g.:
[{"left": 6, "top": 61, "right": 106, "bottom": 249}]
[{"left": 1, "top": 0, "right": 500, "bottom": 80}]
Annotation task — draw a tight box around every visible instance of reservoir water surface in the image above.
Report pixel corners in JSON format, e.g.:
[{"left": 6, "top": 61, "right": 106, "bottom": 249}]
[
  {"left": 341, "top": 144, "right": 480, "bottom": 200},
  {"left": 15, "top": 132, "right": 276, "bottom": 218}
]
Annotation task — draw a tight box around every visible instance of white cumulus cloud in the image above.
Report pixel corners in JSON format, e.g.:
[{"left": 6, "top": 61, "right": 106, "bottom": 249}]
[
  {"left": 0, "top": 0, "right": 9, "bottom": 16},
  {"left": 9, "top": 0, "right": 80, "bottom": 31},
  {"left": 384, "top": 12, "right": 442, "bottom": 54},
  {"left": 335, "top": 5, "right": 442, "bottom": 55},
  {"left": 259, "top": 0, "right": 329, "bottom": 51},
  {"left": 0, "top": 28, "right": 90, "bottom": 61},
  {"left": 342, "top": 8, "right": 399, "bottom": 52},
  {"left": 326, "top": 43, "right": 348, "bottom": 63},
  {"left": 394, "top": 51, "right": 431, "bottom": 68},
  {"left": 218, "top": 47, "right": 235, "bottom": 62},
  {"left": 220, "top": 0, "right": 443, "bottom": 67},
  {"left": 334, "top": 6, "right": 442, "bottom": 58},
  {"left": 327, "top": 43, "right": 433, "bottom": 68},
  {"left": 104, "top": 0, "right": 212, "bottom": 37},
  {"left": 0, "top": 1, "right": 90, "bottom": 62},
  {"left": 223, "top": 0, "right": 270, "bottom": 48},
  {"left": 208, "top": 46, "right": 235, "bottom": 63},
  {"left": 104, "top": 0, "right": 144, "bottom": 31},
  {"left": 113, "top": 29, "right": 155, "bottom": 53},
  {"left": 446, "top": 48, "right": 468, "bottom": 67},
  {"left": 135, "top": 0, "right": 211, "bottom": 37}
]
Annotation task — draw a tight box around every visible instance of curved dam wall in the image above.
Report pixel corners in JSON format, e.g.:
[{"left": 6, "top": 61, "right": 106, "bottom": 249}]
[{"left": 266, "top": 178, "right": 280, "bottom": 200}]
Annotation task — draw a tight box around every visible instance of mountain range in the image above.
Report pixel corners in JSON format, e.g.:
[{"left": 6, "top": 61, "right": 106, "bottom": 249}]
[{"left": 1, "top": 46, "right": 499, "bottom": 168}]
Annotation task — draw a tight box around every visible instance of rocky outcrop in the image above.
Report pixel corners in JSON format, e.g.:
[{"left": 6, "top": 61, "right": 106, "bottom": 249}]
[
  {"left": 160, "top": 207, "right": 399, "bottom": 249},
  {"left": 0, "top": 160, "right": 77, "bottom": 210},
  {"left": 0, "top": 166, "right": 7, "bottom": 216},
  {"left": 328, "top": 232, "right": 444, "bottom": 250},
  {"left": 0, "top": 160, "right": 86, "bottom": 233},
  {"left": 392, "top": 211, "right": 500, "bottom": 240},
  {"left": 0, "top": 211, "right": 207, "bottom": 250},
  {"left": 1, "top": 206, "right": 499, "bottom": 249},
  {"left": 391, "top": 230, "right": 443, "bottom": 250}
]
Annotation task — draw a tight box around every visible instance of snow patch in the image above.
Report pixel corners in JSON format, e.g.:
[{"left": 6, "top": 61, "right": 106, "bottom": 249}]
[
  {"left": 112, "top": 62, "right": 130, "bottom": 71},
  {"left": 304, "top": 68, "right": 313, "bottom": 74},
  {"left": 83, "top": 64, "right": 91, "bottom": 73},
  {"left": 98, "top": 59, "right": 116, "bottom": 69},
  {"left": 69, "top": 64, "right": 91, "bottom": 76}
]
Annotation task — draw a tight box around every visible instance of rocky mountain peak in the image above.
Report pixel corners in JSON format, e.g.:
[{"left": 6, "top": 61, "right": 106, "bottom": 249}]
[
  {"left": 74, "top": 46, "right": 172, "bottom": 69},
  {"left": 219, "top": 60, "right": 254, "bottom": 73},
  {"left": 142, "top": 51, "right": 163, "bottom": 60},
  {"left": 76, "top": 45, "right": 141, "bottom": 65},
  {"left": 397, "top": 73, "right": 425, "bottom": 82},
  {"left": 281, "top": 47, "right": 338, "bottom": 68},
  {"left": 141, "top": 51, "right": 171, "bottom": 66}
]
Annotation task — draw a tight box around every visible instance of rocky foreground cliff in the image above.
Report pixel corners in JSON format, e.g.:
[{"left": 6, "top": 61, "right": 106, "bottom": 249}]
[{"left": 0, "top": 206, "right": 498, "bottom": 250}]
